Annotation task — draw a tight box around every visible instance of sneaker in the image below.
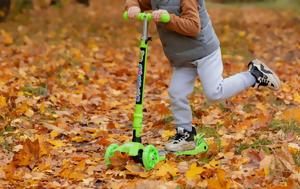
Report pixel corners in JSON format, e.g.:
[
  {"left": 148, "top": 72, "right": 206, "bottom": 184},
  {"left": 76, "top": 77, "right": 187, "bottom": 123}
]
[
  {"left": 248, "top": 59, "right": 281, "bottom": 90},
  {"left": 165, "top": 126, "right": 196, "bottom": 152}
]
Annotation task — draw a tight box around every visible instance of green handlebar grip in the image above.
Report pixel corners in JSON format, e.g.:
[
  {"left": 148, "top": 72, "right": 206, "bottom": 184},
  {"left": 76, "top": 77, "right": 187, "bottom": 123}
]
[{"left": 123, "top": 12, "right": 170, "bottom": 23}]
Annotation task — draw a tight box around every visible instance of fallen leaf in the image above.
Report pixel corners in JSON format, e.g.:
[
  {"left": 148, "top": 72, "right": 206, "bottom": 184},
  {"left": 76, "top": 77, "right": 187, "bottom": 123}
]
[
  {"left": 185, "top": 163, "right": 205, "bottom": 180},
  {"left": 281, "top": 108, "right": 300, "bottom": 122},
  {"left": 155, "top": 162, "right": 178, "bottom": 178},
  {"left": 47, "top": 139, "right": 66, "bottom": 148}
]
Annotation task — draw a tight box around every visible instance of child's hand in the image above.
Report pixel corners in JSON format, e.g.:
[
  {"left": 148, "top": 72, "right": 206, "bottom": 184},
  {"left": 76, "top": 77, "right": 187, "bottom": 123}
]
[
  {"left": 152, "top": 9, "right": 168, "bottom": 22},
  {"left": 128, "top": 6, "right": 141, "bottom": 19}
]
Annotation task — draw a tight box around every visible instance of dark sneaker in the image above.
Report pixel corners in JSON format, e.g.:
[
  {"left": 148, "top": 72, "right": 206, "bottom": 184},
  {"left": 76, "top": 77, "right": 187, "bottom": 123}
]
[
  {"left": 165, "top": 126, "right": 196, "bottom": 152},
  {"left": 248, "top": 59, "right": 281, "bottom": 90}
]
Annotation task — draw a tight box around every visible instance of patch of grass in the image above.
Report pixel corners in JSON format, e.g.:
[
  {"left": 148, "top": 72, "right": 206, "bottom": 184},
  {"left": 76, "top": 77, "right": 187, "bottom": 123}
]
[
  {"left": 235, "top": 138, "right": 272, "bottom": 154},
  {"left": 198, "top": 126, "right": 221, "bottom": 150},
  {"left": 235, "top": 143, "right": 249, "bottom": 154},
  {"left": 21, "top": 83, "right": 48, "bottom": 96},
  {"left": 163, "top": 115, "right": 174, "bottom": 124},
  {"left": 0, "top": 125, "right": 15, "bottom": 151},
  {"left": 218, "top": 102, "right": 231, "bottom": 112},
  {"left": 269, "top": 120, "right": 300, "bottom": 135},
  {"left": 0, "top": 125, "right": 15, "bottom": 136},
  {"left": 208, "top": 0, "right": 300, "bottom": 12},
  {"left": 1, "top": 140, "right": 10, "bottom": 151},
  {"left": 243, "top": 103, "right": 256, "bottom": 113}
]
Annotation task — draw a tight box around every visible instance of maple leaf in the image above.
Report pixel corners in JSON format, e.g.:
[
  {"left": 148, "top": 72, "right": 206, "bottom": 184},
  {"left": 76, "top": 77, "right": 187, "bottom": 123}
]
[
  {"left": 154, "top": 162, "right": 178, "bottom": 178},
  {"left": 185, "top": 163, "right": 205, "bottom": 180},
  {"left": 12, "top": 139, "right": 40, "bottom": 167}
]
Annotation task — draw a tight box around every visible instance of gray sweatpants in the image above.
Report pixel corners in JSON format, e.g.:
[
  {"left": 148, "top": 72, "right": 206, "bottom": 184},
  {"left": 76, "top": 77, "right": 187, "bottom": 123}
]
[{"left": 169, "top": 48, "right": 256, "bottom": 131}]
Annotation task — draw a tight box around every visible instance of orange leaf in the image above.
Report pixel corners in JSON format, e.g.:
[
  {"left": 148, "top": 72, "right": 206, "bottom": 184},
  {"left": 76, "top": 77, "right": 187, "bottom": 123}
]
[
  {"left": 281, "top": 108, "right": 300, "bottom": 122},
  {"left": 12, "top": 139, "right": 40, "bottom": 167}
]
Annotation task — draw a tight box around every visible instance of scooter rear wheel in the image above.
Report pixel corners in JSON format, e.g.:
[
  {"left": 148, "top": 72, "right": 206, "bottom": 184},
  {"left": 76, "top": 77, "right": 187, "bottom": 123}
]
[
  {"left": 104, "top": 143, "right": 119, "bottom": 166},
  {"left": 196, "top": 137, "right": 208, "bottom": 153},
  {"left": 142, "top": 145, "right": 159, "bottom": 170}
]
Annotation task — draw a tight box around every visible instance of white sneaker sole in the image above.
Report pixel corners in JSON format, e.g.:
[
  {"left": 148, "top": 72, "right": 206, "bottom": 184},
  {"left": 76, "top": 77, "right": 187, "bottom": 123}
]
[{"left": 165, "top": 141, "right": 195, "bottom": 152}]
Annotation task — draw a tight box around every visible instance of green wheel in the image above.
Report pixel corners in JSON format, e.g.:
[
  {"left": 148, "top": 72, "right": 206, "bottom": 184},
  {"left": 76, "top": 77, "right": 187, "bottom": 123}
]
[
  {"left": 142, "top": 145, "right": 159, "bottom": 170},
  {"left": 104, "top": 144, "right": 119, "bottom": 166}
]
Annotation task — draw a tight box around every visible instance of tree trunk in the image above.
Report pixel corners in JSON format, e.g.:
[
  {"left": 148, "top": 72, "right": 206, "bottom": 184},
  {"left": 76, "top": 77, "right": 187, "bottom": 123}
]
[{"left": 0, "top": 0, "right": 11, "bottom": 22}]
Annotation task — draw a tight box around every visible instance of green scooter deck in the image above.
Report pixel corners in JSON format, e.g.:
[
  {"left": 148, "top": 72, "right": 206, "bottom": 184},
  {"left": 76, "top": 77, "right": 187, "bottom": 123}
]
[{"left": 105, "top": 134, "right": 208, "bottom": 170}]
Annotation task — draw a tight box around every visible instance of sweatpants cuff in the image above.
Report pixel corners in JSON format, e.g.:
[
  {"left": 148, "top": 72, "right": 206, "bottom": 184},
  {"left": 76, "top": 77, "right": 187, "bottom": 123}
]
[{"left": 176, "top": 124, "right": 193, "bottom": 132}]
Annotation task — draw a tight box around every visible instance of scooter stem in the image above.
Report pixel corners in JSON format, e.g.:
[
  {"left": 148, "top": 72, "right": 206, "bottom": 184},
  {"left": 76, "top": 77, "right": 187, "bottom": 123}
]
[
  {"left": 132, "top": 17, "right": 150, "bottom": 143},
  {"left": 123, "top": 11, "right": 170, "bottom": 143}
]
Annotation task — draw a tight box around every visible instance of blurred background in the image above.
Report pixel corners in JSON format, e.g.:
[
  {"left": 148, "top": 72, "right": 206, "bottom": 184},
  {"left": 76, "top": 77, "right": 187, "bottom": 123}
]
[
  {"left": 0, "top": 0, "right": 299, "bottom": 22},
  {"left": 0, "top": 0, "right": 299, "bottom": 188}
]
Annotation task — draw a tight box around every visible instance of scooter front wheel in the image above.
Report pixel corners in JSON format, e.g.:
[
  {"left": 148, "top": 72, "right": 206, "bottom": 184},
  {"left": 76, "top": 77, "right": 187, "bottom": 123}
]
[
  {"left": 104, "top": 143, "right": 119, "bottom": 166},
  {"left": 142, "top": 145, "right": 159, "bottom": 170}
]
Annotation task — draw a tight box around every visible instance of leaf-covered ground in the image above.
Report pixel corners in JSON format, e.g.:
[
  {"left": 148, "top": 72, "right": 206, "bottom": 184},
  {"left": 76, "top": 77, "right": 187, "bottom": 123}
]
[{"left": 0, "top": 0, "right": 300, "bottom": 188}]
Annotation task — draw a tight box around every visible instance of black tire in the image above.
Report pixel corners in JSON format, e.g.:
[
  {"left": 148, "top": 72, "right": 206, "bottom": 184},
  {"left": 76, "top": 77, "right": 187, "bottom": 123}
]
[{"left": 0, "top": 0, "right": 11, "bottom": 22}]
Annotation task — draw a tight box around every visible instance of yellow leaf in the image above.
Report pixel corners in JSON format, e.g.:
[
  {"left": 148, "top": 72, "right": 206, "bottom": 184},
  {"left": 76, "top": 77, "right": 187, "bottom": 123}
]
[
  {"left": 238, "top": 31, "right": 246, "bottom": 37},
  {"left": 208, "top": 159, "right": 220, "bottom": 169},
  {"left": 282, "top": 83, "right": 291, "bottom": 93},
  {"left": 0, "top": 95, "right": 7, "bottom": 108},
  {"left": 16, "top": 103, "right": 29, "bottom": 115},
  {"left": 76, "top": 160, "right": 86, "bottom": 172},
  {"left": 47, "top": 139, "right": 65, "bottom": 148},
  {"left": 293, "top": 93, "right": 300, "bottom": 104},
  {"left": 208, "top": 169, "right": 230, "bottom": 189},
  {"left": 155, "top": 162, "right": 178, "bottom": 177},
  {"left": 185, "top": 163, "right": 204, "bottom": 180},
  {"left": 50, "top": 130, "right": 60, "bottom": 138},
  {"left": 281, "top": 108, "right": 300, "bottom": 122},
  {"left": 288, "top": 143, "right": 300, "bottom": 154},
  {"left": 25, "top": 108, "right": 34, "bottom": 117},
  {"left": 161, "top": 130, "right": 176, "bottom": 140},
  {"left": 37, "top": 135, "right": 50, "bottom": 157},
  {"left": 39, "top": 102, "right": 45, "bottom": 114}
]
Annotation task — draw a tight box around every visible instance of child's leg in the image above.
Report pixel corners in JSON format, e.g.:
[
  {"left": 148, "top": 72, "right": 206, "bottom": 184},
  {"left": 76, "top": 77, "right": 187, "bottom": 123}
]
[
  {"left": 168, "top": 66, "right": 197, "bottom": 131},
  {"left": 195, "top": 48, "right": 256, "bottom": 101},
  {"left": 166, "top": 67, "right": 198, "bottom": 152}
]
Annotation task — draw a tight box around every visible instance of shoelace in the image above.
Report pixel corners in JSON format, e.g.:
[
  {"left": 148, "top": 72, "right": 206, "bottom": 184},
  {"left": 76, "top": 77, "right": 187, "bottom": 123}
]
[
  {"left": 173, "top": 132, "right": 189, "bottom": 142},
  {"left": 258, "top": 76, "right": 270, "bottom": 85}
]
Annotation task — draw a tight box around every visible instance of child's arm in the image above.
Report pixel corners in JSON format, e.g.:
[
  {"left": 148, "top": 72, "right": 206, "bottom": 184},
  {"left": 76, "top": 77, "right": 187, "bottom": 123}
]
[
  {"left": 164, "top": 0, "right": 201, "bottom": 38},
  {"left": 125, "top": 0, "right": 152, "bottom": 11}
]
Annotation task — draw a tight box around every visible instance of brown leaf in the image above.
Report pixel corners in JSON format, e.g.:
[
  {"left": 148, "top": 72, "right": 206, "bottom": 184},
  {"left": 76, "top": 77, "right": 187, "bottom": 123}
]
[{"left": 12, "top": 139, "right": 40, "bottom": 168}]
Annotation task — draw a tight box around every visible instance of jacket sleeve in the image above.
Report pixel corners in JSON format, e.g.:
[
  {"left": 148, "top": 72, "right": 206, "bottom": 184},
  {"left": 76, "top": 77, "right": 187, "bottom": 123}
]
[
  {"left": 165, "top": 0, "right": 201, "bottom": 37},
  {"left": 125, "top": 0, "right": 152, "bottom": 11}
]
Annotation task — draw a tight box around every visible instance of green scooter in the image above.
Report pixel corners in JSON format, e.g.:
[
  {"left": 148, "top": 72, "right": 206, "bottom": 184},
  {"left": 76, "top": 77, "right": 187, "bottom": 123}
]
[{"left": 104, "top": 12, "right": 209, "bottom": 170}]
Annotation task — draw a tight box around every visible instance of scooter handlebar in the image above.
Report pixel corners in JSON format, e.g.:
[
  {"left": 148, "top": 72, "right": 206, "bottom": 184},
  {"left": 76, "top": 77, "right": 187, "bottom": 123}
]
[{"left": 123, "top": 12, "right": 170, "bottom": 23}]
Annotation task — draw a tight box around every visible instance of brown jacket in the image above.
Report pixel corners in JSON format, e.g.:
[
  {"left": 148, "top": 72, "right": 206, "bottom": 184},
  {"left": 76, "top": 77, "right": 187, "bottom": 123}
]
[{"left": 125, "top": 0, "right": 201, "bottom": 37}]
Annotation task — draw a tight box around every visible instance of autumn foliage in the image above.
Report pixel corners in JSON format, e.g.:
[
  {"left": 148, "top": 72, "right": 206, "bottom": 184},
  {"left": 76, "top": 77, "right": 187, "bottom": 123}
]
[{"left": 0, "top": 0, "right": 300, "bottom": 188}]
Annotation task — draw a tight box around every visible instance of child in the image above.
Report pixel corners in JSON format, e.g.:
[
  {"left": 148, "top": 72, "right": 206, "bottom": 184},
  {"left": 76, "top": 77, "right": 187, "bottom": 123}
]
[{"left": 125, "top": 0, "right": 281, "bottom": 152}]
